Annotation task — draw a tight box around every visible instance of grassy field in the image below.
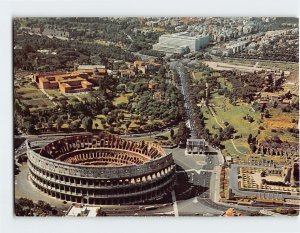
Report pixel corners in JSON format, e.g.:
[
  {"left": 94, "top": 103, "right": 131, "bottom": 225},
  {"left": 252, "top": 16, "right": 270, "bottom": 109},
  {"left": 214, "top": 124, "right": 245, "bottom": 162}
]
[
  {"left": 257, "top": 107, "right": 298, "bottom": 144},
  {"left": 193, "top": 71, "right": 221, "bottom": 81},
  {"left": 45, "top": 89, "right": 65, "bottom": 98},
  {"left": 202, "top": 106, "right": 219, "bottom": 136},
  {"left": 193, "top": 71, "right": 205, "bottom": 80},
  {"left": 212, "top": 96, "right": 260, "bottom": 136},
  {"left": 203, "top": 93, "right": 261, "bottom": 158},
  {"left": 217, "top": 77, "right": 233, "bottom": 90},
  {"left": 16, "top": 86, "right": 55, "bottom": 112},
  {"left": 112, "top": 93, "right": 133, "bottom": 106},
  {"left": 16, "top": 86, "right": 44, "bottom": 98},
  {"left": 206, "top": 91, "right": 298, "bottom": 160}
]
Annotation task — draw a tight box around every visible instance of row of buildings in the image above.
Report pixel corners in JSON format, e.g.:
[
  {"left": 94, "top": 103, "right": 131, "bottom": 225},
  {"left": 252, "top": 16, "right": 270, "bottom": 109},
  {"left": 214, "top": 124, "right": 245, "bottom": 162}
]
[{"left": 210, "top": 27, "right": 299, "bottom": 57}]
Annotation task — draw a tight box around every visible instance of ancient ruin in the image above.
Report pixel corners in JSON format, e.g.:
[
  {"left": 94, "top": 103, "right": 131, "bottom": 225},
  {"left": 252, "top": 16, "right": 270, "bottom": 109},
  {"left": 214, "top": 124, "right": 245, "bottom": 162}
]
[{"left": 27, "top": 132, "right": 176, "bottom": 205}]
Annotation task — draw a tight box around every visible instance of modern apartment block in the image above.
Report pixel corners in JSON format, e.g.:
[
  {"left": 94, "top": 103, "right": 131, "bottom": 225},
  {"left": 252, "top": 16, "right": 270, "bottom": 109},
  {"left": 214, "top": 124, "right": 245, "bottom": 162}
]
[{"left": 153, "top": 32, "right": 209, "bottom": 54}]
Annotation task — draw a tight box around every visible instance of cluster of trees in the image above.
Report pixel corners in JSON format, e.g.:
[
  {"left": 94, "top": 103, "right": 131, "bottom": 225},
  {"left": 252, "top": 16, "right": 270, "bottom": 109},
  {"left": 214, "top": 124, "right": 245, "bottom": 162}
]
[
  {"left": 14, "top": 89, "right": 116, "bottom": 134},
  {"left": 129, "top": 30, "right": 163, "bottom": 52},
  {"left": 220, "top": 71, "right": 266, "bottom": 103},
  {"left": 134, "top": 84, "right": 183, "bottom": 123},
  {"left": 219, "top": 123, "right": 236, "bottom": 141},
  {"left": 15, "top": 17, "right": 139, "bottom": 44},
  {"left": 13, "top": 32, "right": 136, "bottom": 72},
  {"left": 184, "top": 70, "right": 215, "bottom": 143},
  {"left": 15, "top": 198, "right": 59, "bottom": 216},
  {"left": 231, "top": 34, "right": 299, "bottom": 62},
  {"left": 138, "top": 49, "right": 165, "bottom": 58},
  {"left": 173, "top": 122, "right": 189, "bottom": 145},
  {"left": 287, "top": 127, "right": 299, "bottom": 139},
  {"left": 247, "top": 133, "right": 257, "bottom": 152},
  {"left": 243, "top": 114, "right": 255, "bottom": 123}
]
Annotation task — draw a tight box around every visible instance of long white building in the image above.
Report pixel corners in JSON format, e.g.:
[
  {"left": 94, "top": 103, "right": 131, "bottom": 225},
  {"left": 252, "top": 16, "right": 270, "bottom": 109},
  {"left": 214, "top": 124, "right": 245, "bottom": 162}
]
[{"left": 153, "top": 32, "right": 209, "bottom": 54}]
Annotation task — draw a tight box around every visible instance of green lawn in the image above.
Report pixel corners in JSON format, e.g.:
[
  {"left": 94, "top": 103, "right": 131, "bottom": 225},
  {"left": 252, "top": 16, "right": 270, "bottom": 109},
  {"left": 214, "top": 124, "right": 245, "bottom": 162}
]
[
  {"left": 217, "top": 77, "right": 233, "bottom": 90},
  {"left": 193, "top": 71, "right": 205, "bottom": 80},
  {"left": 202, "top": 106, "right": 219, "bottom": 136},
  {"left": 212, "top": 97, "right": 260, "bottom": 137},
  {"left": 112, "top": 93, "right": 133, "bottom": 106},
  {"left": 45, "top": 89, "right": 65, "bottom": 98},
  {"left": 203, "top": 94, "right": 261, "bottom": 158},
  {"left": 16, "top": 86, "right": 55, "bottom": 112}
]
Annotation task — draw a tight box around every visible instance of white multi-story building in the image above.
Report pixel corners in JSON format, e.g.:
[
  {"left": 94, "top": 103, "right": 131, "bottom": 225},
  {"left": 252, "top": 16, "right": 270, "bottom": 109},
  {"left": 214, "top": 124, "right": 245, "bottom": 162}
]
[{"left": 153, "top": 32, "right": 209, "bottom": 54}]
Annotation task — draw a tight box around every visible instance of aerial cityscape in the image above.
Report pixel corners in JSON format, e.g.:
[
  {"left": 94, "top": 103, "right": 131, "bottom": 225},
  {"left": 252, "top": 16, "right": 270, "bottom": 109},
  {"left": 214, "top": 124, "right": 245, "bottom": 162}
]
[{"left": 13, "top": 17, "right": 299, "bottom": 217}]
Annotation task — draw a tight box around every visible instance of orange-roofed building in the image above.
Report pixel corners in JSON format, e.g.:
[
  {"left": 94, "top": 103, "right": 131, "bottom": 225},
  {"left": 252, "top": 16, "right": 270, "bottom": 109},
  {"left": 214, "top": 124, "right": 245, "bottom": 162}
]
[
  {"left": 223, "top": 208, "right": 242, "bottom": 217},
  {"left": 33, "top": 70, "right": 96, "bottom": 94}
]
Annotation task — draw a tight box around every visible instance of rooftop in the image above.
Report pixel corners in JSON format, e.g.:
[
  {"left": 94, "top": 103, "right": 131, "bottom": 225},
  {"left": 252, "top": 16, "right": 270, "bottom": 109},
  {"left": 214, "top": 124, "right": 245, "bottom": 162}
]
[{"left": 78, "top": 65, "right": 105, "bottom": 70}]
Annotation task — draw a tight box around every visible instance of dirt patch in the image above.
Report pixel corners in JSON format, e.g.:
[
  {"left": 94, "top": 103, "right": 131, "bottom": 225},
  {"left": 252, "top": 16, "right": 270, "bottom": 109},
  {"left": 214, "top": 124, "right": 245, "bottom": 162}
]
[{"left": 264, "top": 116, "right": 296, "bottom": 129}]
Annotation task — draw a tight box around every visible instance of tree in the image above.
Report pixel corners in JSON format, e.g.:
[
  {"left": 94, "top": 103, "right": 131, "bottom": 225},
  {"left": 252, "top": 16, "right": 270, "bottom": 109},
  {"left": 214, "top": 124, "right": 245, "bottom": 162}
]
[
  {"left": 250, "top": 143, "right": 256, "bottom": 152},
  {"left": 260, "top": 171, "right": 267, "bottom": 177},
  {"left": 69, "top": 120, "right": 81, "bottom": 130},
  {"left": 100, "top": 118, "right": 107, "bottom": 127},
  {"left": 265, "top": 109, "right": 270, "bottom": 118},
  {"left": 82, "top": 116, "right": 93, "bottom": 131},
  {"left": 247, "top": 115, "right": 254, "bottom": 123},
  {"left": 247, "top": 134, "right": 253, "bottom": 144},
  {"left": 102, "top": 107, "right": 109, "bottom": 115},
  {"left": 107, "top": 116, "right": 115, "bottom": 125},
  {"left": 108, "top": 126, "right": 114, "bottom": 133},
  {"left": 170, "top": 128, "right": 175, "bottom": 139},
  {"left": 125, "top": 121, "right": 131, "bottom": 130},
  {"left": 56, "top": 117, "right": 63, "bottom": 131},
  {"left": 23, "top": 121, "right": 36, "bottom": 134},
  {"left": 36, "top": 122, "right": 43, "bottom": 129},
  {"left": 95, "top": 123, "right": 99, "bottom": 130}
]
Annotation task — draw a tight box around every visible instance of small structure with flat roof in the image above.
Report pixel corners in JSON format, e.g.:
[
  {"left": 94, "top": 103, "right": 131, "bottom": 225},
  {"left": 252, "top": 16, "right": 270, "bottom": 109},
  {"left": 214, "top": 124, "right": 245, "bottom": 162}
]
[{"left": 185, "top": 139, "right": 208, "bottom": 155}]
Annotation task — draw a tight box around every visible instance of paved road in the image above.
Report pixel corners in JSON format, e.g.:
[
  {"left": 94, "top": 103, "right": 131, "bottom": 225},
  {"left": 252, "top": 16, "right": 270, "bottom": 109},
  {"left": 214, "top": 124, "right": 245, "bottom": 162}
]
[
  {"left": 168, "top": 61, "right": 265, "bottom": 216},
  {"left": 174, "top": 61, "right": 197, "bottom": 138},
  {"left": 15, "top": 163, "right": 71, "bottom": 209}
]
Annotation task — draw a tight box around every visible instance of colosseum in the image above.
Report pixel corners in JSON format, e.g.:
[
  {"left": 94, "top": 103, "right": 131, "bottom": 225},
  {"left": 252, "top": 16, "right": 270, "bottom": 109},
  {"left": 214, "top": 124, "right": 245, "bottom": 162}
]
[{"left": 27, "top": 132, "right": 176, "bottom": 205}]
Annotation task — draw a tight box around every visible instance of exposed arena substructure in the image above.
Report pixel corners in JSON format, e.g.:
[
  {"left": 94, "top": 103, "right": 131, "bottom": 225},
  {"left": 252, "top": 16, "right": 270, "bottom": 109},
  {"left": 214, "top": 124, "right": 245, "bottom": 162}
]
[{"left": 27, "top": 133, "right": 176, "bottom": 205}]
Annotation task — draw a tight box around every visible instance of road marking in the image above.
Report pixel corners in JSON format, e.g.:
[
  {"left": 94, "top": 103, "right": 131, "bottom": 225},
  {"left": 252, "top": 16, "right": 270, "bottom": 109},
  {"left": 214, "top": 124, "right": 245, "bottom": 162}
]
[
  {"left": 171, "top": 191, "right": 179, "bottom": 217},
  {"left": 176, "top": 169, "right": 214, "bottom": 174}
]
